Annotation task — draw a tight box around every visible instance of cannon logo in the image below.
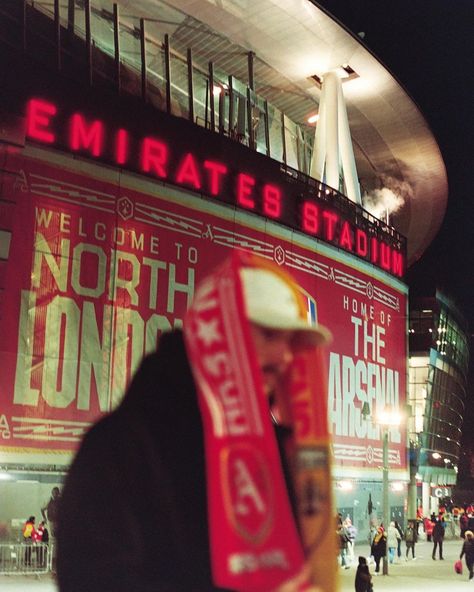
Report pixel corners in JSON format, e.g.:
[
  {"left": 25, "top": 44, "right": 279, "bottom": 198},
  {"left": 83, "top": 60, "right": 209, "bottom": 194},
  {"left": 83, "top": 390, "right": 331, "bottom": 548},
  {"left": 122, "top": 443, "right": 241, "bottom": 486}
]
[{"left": 221, "top": 444, "right": 274, "bottom": 544}]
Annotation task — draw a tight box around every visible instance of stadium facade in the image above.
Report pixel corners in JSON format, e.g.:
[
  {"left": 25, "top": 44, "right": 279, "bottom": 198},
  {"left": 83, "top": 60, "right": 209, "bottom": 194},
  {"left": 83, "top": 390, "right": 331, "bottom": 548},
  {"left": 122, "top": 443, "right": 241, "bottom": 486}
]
[{"left": 0, "top": 1, "right": 448, "bottom": 540}]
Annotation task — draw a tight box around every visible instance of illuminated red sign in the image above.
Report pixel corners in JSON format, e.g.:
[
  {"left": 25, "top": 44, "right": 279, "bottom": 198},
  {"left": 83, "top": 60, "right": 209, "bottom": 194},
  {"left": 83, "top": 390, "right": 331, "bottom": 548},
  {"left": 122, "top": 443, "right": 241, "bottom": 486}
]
[
  {"left": 0, "top": 151, "right": 408, "bottom": 471},
  {"left": 25, "top": 98, "right": 405, "bottom": 277}
]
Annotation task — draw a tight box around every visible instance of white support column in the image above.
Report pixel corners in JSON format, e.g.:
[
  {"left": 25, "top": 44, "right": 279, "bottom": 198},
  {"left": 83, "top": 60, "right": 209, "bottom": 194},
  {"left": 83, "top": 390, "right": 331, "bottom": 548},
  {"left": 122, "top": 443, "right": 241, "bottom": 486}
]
[
  {"left": 310, "top": 80, "right": 327, "bottom": 181},
  {"left": 323, "top": 71, "right": 340, "bottom": 191},
  {"left": 310, "top": 69, "right": 361, "bottom": 205},
  {"left": 337, "top": 78, "right": 361, "bottom": 204}
]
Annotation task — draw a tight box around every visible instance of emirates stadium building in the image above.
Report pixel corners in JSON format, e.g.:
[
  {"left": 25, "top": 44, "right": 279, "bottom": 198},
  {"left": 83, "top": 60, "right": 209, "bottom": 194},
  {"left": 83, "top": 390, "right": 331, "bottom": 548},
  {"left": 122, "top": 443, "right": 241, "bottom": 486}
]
[{"left": 0, "top": 1, "right": 448, "bottom": 541}]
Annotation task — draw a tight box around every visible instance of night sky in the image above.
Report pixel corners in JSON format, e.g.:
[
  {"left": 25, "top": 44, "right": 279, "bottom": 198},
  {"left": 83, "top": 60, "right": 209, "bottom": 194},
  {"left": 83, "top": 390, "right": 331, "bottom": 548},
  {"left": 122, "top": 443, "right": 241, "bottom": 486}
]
[
  {"left": 316, "top": 0, "right": 474, "bottom": 328},
  {"left": 315, "top": 0, "right": 474, "bottom": 475}
]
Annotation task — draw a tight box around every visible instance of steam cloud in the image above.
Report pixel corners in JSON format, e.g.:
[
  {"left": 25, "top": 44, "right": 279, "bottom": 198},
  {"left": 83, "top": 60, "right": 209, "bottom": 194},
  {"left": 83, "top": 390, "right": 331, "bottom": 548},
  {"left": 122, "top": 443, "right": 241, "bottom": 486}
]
[
  {"left": 362, "top": 187, "right": 404, "bottom": 219},
  {"left": 362, "top": 175, "right": 413, "bottom": 221}
]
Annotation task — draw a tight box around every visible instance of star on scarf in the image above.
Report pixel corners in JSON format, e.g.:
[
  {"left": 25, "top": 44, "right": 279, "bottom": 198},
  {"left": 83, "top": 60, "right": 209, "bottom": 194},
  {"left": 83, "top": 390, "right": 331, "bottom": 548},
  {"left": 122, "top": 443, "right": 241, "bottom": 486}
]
[{"left": 196, "top": 317, "right": 221, "bottom": 346}]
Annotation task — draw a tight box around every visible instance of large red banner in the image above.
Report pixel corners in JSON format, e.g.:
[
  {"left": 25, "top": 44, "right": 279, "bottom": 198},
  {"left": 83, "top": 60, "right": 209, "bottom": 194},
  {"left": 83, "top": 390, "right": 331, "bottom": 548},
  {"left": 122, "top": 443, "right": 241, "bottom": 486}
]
[{"left": 0, "top": 147, "right": 407, "bottom": 473}]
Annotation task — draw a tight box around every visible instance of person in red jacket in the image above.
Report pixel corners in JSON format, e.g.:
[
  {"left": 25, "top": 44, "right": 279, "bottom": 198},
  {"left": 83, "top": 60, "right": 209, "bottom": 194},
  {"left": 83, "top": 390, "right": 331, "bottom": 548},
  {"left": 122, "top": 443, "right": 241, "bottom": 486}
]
[
  {"left": 423, "top": 516, "right": 434, "bottom": 542},
  {"left": 33, "top": 521, "right": 50, "bottom": 567}
]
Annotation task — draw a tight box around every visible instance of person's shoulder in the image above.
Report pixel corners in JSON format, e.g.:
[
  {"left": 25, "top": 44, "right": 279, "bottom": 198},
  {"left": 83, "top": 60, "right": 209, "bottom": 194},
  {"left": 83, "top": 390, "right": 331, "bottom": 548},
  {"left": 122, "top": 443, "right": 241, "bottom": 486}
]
[
  {"left": 121, "top": 330, "right": 193, "bottom": 402},
  {"left": 70, "top": 412, "right": 121, "bottom": 467}
]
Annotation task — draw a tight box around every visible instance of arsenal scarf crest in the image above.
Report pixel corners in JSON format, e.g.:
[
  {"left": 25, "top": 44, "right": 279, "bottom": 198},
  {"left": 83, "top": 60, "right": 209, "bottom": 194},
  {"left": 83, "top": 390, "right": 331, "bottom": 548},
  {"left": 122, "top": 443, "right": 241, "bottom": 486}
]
[{"left": 183, "top": 252, "right": 337, "bottom": 592}]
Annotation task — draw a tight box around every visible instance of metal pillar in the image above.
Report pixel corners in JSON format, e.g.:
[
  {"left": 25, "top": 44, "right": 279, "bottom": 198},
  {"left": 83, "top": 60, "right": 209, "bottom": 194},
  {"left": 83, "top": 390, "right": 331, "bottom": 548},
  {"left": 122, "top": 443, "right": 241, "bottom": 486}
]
[
  {"left": 187, "top": 48, "right": 194, "bottom": 123},
  {"left": 54, "top": 0, "right": 61, "bottom": 70},
  {"left": 164, "top": 35, "right": 171, "bottom": 114},
  {"left": 140, "top": 19, "right": 147, "bottom": 102},
  {"left": 407, "top": 441, "right": 419, "bottom": 521},
  {"left": 247, "top": 51, "right": 255, "bottom": 91},
  {"left": 208, "top": 62, "right": 215, "bottom": 131},
  {"left": 113, "top": 4, "right": 121, "bottom": 94},
  {"left": 84, "top": 0, "right": 92, "bottom": 85}
]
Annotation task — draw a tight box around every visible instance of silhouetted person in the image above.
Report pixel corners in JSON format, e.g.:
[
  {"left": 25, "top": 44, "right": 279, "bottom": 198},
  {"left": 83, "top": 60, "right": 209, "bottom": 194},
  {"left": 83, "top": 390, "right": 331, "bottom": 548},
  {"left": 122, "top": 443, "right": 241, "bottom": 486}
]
[
  {"left": 355, "top": 556, "right": 372, "bottom": 592},
  {"left": 41, "top": 486, "right": 61, "bottom": 537},
  {"left": 404, "top": 519, "right": 418, "bottom": 560},
  {"left": 432, "top": 519, "right": 445, "bottom": 560},
  {"left": 460, "top": 530, "right": 474, "bottom": 580}
]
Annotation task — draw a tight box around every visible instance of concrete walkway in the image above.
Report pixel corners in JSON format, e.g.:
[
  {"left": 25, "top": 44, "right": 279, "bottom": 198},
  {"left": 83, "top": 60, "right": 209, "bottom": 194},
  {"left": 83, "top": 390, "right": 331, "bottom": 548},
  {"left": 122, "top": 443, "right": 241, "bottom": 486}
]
[
  {"left": 339, "top": 539, "right": 470, "bottom": 590},
  {"left": 0, "top": 540, "right": 469, "bottom": 590}
]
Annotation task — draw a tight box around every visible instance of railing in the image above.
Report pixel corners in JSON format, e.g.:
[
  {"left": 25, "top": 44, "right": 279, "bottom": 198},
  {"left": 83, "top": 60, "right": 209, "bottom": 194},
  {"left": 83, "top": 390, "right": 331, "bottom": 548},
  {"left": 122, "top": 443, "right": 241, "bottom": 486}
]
[
  {"left": 0, "top": 0, "right": 406, "bottom": 255},
  {"left": 0, "top": 542, "right": 53, "bottom": 575},
  {"left": 0, "top": 0, "right": 315, "bottom": 177}
]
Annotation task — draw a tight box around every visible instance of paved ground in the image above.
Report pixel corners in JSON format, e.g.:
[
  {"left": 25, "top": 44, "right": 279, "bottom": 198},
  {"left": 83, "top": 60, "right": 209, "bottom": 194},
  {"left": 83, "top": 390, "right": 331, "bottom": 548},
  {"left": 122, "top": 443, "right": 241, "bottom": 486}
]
[
  {"left": 0, "top": 540, "right": 470, "bottom": 590},
  {"left": 339, "top": 539, "right": 470, "bottom": 590}
]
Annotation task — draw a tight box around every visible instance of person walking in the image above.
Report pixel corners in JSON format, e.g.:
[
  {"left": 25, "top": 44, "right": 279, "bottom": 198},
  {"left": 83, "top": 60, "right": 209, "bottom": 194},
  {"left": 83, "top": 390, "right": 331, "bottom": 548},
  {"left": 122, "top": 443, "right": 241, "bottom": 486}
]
[
  {"left": 367, "top": 523, "right": 378, "bottom": 566},
  {"left": 467, "top": 513, "right": 474, "bottom": 533},
  {"left": 387, "top": 522, "right": 400, "bottom": 564},
  {"left": 355, "top": 556, "right": 373, "bottom": 592},
  {"left": 344, "top": 517, "right": 357, "bottom": 564},
  {"left": 337, "top": 522, "right": 351, "bottom": 569},
  {"left": 460, "top": 512, "right": 469, "bottom": 538},
  {"left": 460, "top": 530, "right": 474, "bottom": 580},
  {"left": 404, "top": 519, "right": 418, "bottom": 560},
  {"left": 432, "top": 518, "right": 445, "bottom": 560},
  {"left": 371, "top": 526, "right": 386, "bottom": 574},
  {"left": 394, "top": 520, "right": 403, "bottom": 559}
]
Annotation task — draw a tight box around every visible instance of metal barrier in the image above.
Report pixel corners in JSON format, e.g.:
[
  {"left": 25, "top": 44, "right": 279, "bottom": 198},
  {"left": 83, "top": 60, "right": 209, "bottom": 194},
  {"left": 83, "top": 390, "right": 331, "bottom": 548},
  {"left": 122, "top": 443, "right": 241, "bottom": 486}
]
[{"left": 0, "top": 542, "right": 52, "bottom": 575}]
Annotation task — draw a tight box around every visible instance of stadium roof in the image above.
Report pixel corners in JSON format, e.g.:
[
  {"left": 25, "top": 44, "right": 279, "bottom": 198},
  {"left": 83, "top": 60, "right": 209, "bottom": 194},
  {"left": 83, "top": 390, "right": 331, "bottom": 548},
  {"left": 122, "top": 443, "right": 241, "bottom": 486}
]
[{"left": 93, "top": 0, "right": 449, "bottom": 265}]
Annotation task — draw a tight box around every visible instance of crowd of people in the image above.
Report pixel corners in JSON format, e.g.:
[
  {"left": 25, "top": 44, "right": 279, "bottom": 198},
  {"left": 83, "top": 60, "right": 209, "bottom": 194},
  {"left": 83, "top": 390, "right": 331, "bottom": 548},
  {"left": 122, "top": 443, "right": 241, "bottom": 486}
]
[
  {"left": 19, "top": 486, "right": 60, "bottom": 569},
  {"left": 336, "top": 503, "right": 474, "bottom": 590}
]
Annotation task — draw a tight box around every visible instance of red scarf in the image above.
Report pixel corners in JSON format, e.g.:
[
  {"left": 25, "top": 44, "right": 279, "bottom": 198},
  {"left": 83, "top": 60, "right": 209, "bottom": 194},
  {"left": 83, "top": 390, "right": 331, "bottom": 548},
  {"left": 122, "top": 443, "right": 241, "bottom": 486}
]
[{"left": 184, "top": 252, "right": 337, "bottom": 591}]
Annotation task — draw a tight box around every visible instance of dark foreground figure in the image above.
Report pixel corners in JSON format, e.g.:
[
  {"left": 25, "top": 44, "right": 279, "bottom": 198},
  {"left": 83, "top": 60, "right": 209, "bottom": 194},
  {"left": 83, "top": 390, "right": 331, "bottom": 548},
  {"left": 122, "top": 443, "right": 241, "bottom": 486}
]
[
  {"left": 57, "top": 253, "right": 332, "bottom": 592},
  {"left": 58, "top": 331, "right": 220, "bottom": 591},
  {"left": 354, "top": 556, "right": 372, "bottom": 592}
]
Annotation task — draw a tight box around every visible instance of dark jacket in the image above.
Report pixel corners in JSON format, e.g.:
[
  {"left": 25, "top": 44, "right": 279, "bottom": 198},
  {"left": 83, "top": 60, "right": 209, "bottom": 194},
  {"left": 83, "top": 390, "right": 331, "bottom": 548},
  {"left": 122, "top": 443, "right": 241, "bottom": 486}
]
[
  {"left": 57, "top": 331, "right": 231, "bottom": 592},
  {"left": 355, "top": 564, "right": 372, "bottom": 592},
  {"left": 371, "top": 533, "right": 386, "bottom": 558},
  {"left": 338, "top": 525, "right": 350, "bottom": 550},
  {"left": 404, "top": 525, "right": 417, "bottom": 543},
  {"left": 432, "top": 521, "right": 445, "bottom": 543},
  {"left": 461, "top": 539, "right": 474, "bottom": 563}
]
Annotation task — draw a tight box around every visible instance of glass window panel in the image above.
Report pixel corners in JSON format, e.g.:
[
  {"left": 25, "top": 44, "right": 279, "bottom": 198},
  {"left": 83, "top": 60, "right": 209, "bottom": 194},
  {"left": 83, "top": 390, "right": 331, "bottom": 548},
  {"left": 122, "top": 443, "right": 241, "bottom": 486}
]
[
  {"left": 193, "top": 70, "right": 211, "bottom": 130},
  {"left": 146, "top": 39, "right": 166, "bottom": 111},
  {"left": 91, "top": 2, "right": 116, "bottom": 87},
  {"left": 119, "top": 17, "right": 142, "bottom": 98},
  {"left": 250, "top": 92, "right": 267, "bottom": 155},
  {"left": 170, "top": 53, "right": 189, "bottom": 119},
  {"left": 72, "top": 1, "right": 86, "bottom": 39},
  {"left": 268, "top": 104, "right": 284, "bottom": 163},
  {"left": 227, "top": 87, "right": 248, "bottom": 146},
  {"left": 283, "top": 115, "right": 299, "bottom": 170}
]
